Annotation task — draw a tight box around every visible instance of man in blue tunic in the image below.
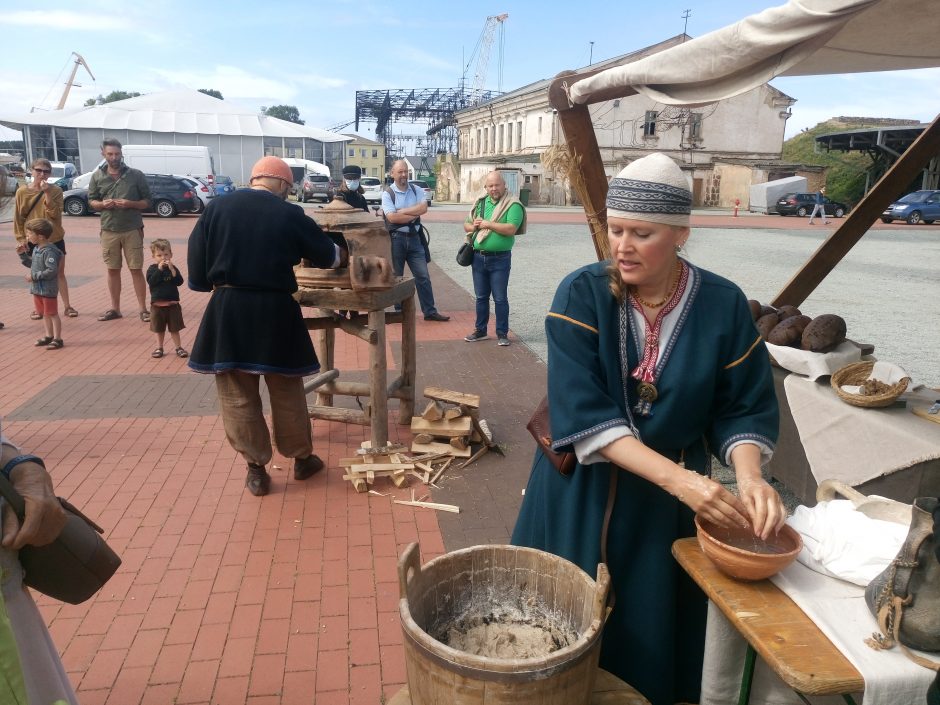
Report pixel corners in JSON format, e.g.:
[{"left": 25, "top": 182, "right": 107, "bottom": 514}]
[
  {"left": 187, "top": 156, "right": 347, "bottom": 497},
  {"left": 512, "top": 153, "right": 786, "bottom": 705}
]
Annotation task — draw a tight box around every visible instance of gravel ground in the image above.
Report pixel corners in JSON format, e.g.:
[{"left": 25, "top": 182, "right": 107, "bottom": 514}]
[{"left": 427, "top": 216, "right": 939, "bottom": 509}]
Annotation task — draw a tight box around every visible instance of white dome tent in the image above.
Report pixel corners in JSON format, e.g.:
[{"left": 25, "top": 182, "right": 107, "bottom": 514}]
[{"left": 0, "top": 88, "right": 350, "bottom": 184}]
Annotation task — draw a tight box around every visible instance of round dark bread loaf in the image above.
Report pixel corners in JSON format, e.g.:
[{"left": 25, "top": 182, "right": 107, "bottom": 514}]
[
  {"left": 801, "top": 314, "right": 847, "bottom": 352},
  {"left": 759, "top": 305, "right": 777, "bottom": 318},
  {"left": 748, "top": 299, "right": 762, "bottom": 322},
  {"left": 776, "top": 305, "right": 802, "bottom": 322},
  {"left": 756, "top": 313, "right": 779, "bottom": 341},
  {"left": 768, "top": 315, "right": 812, "bottom": 346}
]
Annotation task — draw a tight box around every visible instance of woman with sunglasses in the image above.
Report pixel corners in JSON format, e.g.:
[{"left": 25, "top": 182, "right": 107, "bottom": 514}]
[{"left": 13, "top": 158, "right": 77, "bottom": 319}]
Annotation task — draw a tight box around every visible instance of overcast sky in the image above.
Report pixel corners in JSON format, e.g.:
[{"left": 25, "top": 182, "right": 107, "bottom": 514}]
[{"left": 1, "top": 0, "right": 937, "bottom": 143}]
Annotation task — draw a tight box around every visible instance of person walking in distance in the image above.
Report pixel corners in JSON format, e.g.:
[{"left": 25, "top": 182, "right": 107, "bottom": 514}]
[
  {"left": 187, "top": 156, "right": 348, "bottom": 497},
  {"left": 381, "top": 160, "right": 449, "bottom": 321},
  {"left": 463, "top": 170, "right": 527, "bottom": 347},
  {"left": 808, "top": 186, "right": 831, "bottom": 225},
  {"left": 87, "top": 138, "right": 152, "bottom": 322}
]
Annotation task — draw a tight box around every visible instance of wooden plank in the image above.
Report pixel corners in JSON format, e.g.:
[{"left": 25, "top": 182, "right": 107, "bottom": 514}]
[
  {"left": 340, "top": 461, "right": 415, "bottom": 472},
  {"left": 308, "top": 406, "right": 369, "bottom": 425},
  {"left": 672, "top": 538, "right": 863, "bottom": 696},
  {"left": 410, "top": 440, "right": 471, "bottom": 458},
  {"left": 295, "top": 278, "right": 415, "bottom": 311},
  {"left": 393, "top": 499, "right": 460, "bottom": 513},
  {"left": 422, "top": 386, "right": 480, "bottom": 409},
  {"left": 410, "top": 416, "right": 472, "bottom": 437},
  {"left": 772, "top": 112, "right": 940, "bottom": 307}
]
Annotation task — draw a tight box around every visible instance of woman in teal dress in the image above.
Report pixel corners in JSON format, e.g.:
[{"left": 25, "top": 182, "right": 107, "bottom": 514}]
[{"left": 512, "top": 154, "right": 786, "bottom": 705}]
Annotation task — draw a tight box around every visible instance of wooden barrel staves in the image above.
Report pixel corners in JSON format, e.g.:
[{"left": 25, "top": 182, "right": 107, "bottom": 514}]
[{"left": 398, "top": 543, "right": 611, "bottom": 705}]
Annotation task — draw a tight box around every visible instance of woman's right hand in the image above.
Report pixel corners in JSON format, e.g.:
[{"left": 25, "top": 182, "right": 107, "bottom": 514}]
[{"left": 669, "top": 467, "right": 751, "bottom": 530}]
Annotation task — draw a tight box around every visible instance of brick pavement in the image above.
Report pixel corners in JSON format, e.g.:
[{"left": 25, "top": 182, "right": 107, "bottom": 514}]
[{"left": 0, "top": 212, "right": 544, "bottom": 704}]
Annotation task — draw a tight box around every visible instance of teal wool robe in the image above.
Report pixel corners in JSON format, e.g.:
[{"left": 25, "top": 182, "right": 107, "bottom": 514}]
[{"left": 512, "top": 261, "right": 778, "bottom": 705}]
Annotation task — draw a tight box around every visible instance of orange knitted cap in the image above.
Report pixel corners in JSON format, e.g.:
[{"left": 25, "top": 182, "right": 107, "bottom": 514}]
[{"left": 250, "top": 156, "right": 293, "bottom": 186}]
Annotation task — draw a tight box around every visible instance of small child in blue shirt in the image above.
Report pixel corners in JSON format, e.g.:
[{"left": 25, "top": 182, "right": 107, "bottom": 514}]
[
  {"left": 19, "top": 218, "right": 63, "bottom": 349},
  {"left": 145, "top": 238, "right": 187, "bottom": 359}
]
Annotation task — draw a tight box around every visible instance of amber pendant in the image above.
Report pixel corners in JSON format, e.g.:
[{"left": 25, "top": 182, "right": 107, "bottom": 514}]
[{"left": 637, "top": 381, "right": 658, "bottom": 402}]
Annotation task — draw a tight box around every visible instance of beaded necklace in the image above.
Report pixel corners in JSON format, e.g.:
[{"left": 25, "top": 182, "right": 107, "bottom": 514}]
[{"left": 629, "top": 259, "right": 682, "bottom": 309}]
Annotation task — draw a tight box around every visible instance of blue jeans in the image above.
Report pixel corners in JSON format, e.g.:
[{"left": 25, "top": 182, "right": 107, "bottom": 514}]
[
  {"left": 471, "top": 250, "right": 511, "bottom": 337},
  {"left": 391, "top": 233, "right": 438, "bottom": 317}
]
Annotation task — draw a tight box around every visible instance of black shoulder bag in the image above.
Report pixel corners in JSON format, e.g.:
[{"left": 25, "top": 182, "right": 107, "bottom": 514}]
[{"left": 457, "top": 196, "right": 487, "bottom": 267}]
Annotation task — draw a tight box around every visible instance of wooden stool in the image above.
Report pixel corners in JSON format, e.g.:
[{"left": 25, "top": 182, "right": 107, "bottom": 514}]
[
  {"left": 296, "top": 278, "right": 417, "bottom": 448},
  {"left": 387, "top": 668, "right": 650, "bottom": 705}
]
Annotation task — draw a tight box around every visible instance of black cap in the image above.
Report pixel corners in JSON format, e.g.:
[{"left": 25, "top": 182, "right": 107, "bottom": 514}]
[{"left": 342, "top": 165, "right": 361, "bottom": 178}]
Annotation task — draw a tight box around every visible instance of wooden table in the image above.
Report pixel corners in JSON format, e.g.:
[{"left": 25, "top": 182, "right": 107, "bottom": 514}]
[
  {"left": 672, "top": 538, "right": 863, "bottom": 705},
  {"left": 295, "top": 278, "right": 416, "bottom": 448},
  {"left": 388, "top": 668, "right": 650, "bottom": 705}
]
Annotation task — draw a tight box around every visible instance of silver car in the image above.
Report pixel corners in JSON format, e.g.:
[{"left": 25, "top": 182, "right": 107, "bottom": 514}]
[{"left": 361, "top": 177, "right": 384, "bottom": 205}]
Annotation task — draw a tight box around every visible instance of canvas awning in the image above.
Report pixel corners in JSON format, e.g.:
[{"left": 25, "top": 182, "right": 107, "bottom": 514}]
[{"left": 567, "top": 0, "right": 940, "bottom": 109}]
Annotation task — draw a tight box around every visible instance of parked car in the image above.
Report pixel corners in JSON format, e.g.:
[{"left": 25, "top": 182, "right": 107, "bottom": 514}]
[
  {"left": 775, "top": 192, "right": 847, "bottom": 218},
  {"left": 213, "top": 175, "right": 236, "bottom": 196},
  {"left": 298, "top": 173, "right": 335, "bottom": 203},
  {"left": 62, "top": 173, "right": 196, "bottom": 218},
  {"left": 178, "top": 175, "right": 214, "bottom": 213},
  {"left": 1, "top": 170, "right": 17, "bottom": 196},
  {"left": 409, "top": 179, "right": 433, "bottom": 205},
  {"left": 361, "top": 177, "right": 383, "bottom": 205},
  {"left": 881, "top": 190, "right": 940, "bottom": 224}
]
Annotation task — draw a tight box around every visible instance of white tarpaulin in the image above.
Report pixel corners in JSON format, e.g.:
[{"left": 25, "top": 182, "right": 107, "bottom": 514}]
[
  {"left": 0, "top": 89, "right": 347, "bottom": 142},
  {"left": 569, "top": 0, "right": 940, "bottom": 107}
]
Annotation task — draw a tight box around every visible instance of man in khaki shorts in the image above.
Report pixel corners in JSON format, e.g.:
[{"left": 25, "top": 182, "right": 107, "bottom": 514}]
[{"left": 88, "top": 138, "right": 152, "bottom": 322}]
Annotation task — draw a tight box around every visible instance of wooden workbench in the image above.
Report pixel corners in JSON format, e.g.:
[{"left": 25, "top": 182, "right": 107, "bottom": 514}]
[
  {"left": 672, "top": 538, "right": 863, "bottom": 703},
  {"left": 295, "top": 278, "right": 417, "bottom": 448}
]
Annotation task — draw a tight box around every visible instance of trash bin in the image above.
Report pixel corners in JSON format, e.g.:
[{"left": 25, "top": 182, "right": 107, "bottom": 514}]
[{"left": 519, "top": 188, "right": 530, "bottom": 206}]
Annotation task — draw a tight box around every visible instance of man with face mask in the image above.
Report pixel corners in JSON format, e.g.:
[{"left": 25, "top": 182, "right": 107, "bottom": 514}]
[
  {"left": 336, "top": 164, "right": 368, "bottom": 212},
  {"left": 187, "top": 156, "right": 348, "bottom": 496}
]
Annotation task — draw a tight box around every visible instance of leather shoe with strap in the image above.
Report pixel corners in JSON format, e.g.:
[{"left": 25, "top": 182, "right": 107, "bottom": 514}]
[
  {"left": 294, "top": 454, "right": 325, "bottom": 481},
  {"left": 245, "top": 464, "right": 271, "bottom": 496},
  {"left": 424, "top": 312, "right": 450, "bottom": 322}
]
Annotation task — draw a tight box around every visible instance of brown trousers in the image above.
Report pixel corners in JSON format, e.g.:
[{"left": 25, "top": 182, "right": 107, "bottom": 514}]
[{"left": 215, "top": 371, "right": 312, "bottom": 467}]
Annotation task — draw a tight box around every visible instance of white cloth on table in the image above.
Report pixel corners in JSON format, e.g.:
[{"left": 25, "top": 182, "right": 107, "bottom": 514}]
[
  {"left": 787, "top": 500, "right": 908, "bottom": 586},
  {"left": 840, "top": 360, "right": 909, "bottom": 394},
  {"left": 770, "top": 560, "right": 934, "bottom": 705},
  {"left": 765, "top": 340, "right": 861, "bottom": 381},
  {"left": 783, "top": 374, "right": 940, "bottom": 486}
]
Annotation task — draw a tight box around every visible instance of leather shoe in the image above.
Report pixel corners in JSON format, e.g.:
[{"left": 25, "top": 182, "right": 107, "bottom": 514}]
[
  {"left": 294, "top": 454, "right": 325, "bottom": 481},
  {"left": 424, "top": 312, "right": 450, "bottom": 322},
  {"left": 246, "top": 464, "right": 271, "bottom": 496}
]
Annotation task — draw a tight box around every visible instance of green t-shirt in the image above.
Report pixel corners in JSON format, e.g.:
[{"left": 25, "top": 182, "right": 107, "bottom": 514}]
[
  {"left": 468, "top": 196, "right": 525, "bottom": 253},
  {"left": 87, "top": 165, "right": 151, "bottom": 232}
]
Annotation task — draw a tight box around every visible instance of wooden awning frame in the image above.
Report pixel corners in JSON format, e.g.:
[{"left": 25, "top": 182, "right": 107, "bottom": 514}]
[{"left": 548, "top": 69, "right": 940, "bottom": 307}]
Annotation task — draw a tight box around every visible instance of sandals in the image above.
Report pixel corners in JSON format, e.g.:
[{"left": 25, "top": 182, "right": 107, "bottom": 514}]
[
  {"left": 30, "top": 311, "right": 43, "bottom": 320},
  {"left": 64, "top": 306, "right": 78, "bottom": 317},
  {"left": 139, "top": 310, "right": 151, "bottom": 323},
  {"left": 98, "top": 309, "right": 122, "bottom": 321},
  {"left": 152, "top": 347, "right": 164, "bottom": 358},
  {"left": 35, "top": 336, "right": 53, "bottom": 347},
  {"left": 46, "top": 338, "right": 63, "bottom": 350},
  {"left": 175, "top": 347, "right": 189, "bottom": 358}
]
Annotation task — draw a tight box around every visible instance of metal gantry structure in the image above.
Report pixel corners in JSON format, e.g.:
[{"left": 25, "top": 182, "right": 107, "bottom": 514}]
[{"left": 354, "top": 13, "right": 508, "bottom": 163}]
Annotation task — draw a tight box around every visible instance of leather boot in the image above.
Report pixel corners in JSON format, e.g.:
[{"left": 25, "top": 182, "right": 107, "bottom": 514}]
[
  {"left": 865, "top": 497, "right": 940, "bottom": 652},
  {"left": 245, "top": 463, "right": 271, "bottom": 496},
  {"left": 293, "top": 454, "right": 324, "bottom": 481}
]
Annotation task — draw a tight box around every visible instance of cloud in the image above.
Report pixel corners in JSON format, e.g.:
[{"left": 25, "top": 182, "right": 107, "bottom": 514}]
[
  {"left": 149, "top": 65, "right": 298, "bottom": 102},
  {"left": 0, "top": 10, "right": 133, "bottom": 31},
  {"left": 399, "top": 46, "right": 458, "bottom": 73}
]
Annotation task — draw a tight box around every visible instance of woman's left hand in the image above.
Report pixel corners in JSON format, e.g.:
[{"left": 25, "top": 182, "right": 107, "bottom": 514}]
[{"left": 737, "top": 476, "right": 787, "bottom": 541}]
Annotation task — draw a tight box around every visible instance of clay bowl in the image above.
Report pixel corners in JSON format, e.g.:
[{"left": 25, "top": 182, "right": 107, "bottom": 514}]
[{"left": 695, "top": 515, "right": 802, "bottom": 581}]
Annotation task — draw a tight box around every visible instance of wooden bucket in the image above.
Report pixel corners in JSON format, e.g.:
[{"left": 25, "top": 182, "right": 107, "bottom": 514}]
[{"left": 398, "top": 542, "right": 611, "bottom": 705}]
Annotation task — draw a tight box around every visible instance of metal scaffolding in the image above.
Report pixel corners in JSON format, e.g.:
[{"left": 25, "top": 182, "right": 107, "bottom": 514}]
[{"left": 355, "top": 87, "right": 502, "bottom": 160}]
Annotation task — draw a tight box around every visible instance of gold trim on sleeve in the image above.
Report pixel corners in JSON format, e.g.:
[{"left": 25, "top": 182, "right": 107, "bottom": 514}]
[
  {"left": 547, "top": 312, "right": 599, "bottom": 335},
  {"left": 724, "top": 334, "right": 763, "bottom": 369}
]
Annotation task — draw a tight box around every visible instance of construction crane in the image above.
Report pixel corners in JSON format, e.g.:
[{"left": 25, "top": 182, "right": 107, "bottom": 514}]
[
  {"left": 463, "top": 13, "right": 508, "bottom": 106},
  {"left": 57, "top": 53, "right": 95, "bottom": 109}
]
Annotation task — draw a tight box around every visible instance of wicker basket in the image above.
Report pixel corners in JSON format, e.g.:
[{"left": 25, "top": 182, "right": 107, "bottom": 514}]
[{"left": 830, "top": 361, "right": 910, "bottom": 408}]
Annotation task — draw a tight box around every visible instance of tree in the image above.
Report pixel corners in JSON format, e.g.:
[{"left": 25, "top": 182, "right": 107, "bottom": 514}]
[
  {"left": 84, "top": 90, "right": 141, "bottom": 106},
  {"left": 263, "top": 105, "right": 305, "bottom": 125},
  {"left": 198, "top": 89, "right": 224, "bottom": 100}
]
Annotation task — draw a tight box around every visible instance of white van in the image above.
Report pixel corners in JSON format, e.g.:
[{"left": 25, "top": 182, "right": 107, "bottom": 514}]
[
  {"left": 72, "top": 145, "right": 215, "bottom": 189},
  {"left": 282, "top": 158, "right": 330, "bottom": 197}
]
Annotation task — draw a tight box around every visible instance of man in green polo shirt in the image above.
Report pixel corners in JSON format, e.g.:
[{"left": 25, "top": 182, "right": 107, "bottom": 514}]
[
  {"left": 88, "top": 138, "right": 152, "bottom": 322},
  {"left": 462, "top": 170, "right": 527, "bottom": 347}
]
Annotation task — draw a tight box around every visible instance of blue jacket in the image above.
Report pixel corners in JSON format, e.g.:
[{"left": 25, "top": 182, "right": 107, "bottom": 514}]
[{"left": 20, "top": 244, "right": 60, "bottom": 298}]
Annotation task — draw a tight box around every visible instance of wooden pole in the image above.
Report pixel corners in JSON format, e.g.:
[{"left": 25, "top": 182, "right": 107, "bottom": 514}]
[
  {"left": 399, "top": 293, "right": 417, "bottom": 424},
  {"left": 772, "top": 112, "right": 940, "bottom": 307},
  {"left": 369, "top": 307, "right": 388, "bottom": 448},
  {"left": 315, "top": 326, "right": 335, "bottom": 407}
]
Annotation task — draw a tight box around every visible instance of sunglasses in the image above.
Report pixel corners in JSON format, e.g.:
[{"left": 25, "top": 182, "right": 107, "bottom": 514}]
[{"left": 33, "top": 168, "right": 51, "bottom": 174}]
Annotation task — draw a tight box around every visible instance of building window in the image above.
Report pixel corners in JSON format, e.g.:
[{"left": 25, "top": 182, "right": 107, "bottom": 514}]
[
  {"left": 263, "top": 136, "right": 284, "bottom": 156},
  {"left": 517, "top": 121, "right": 522, "bottom": 150},
  {"left": 538, "top": 116, "right": 542, "bottom": 135},
  {"left": 507, "top": 126, "right": 512, "bottom": 152},
  {"left": 643, "top": 111, "right": 658, "bottom": 137},
  {"left": 689, "top": 113, "right": 703, "bottom": 140},
  {"left": 372, "top": 148, "right": 378, "bottom": 158},
  {"left": 484, "top": 128, "right": 489, "bottom": 154},
  {"left": 53, "top": 127, "right": 81, "bottom": 169},
  {"left": 372, "top": 167, "right": 378, "bottom": 176},
  {"left": 360, "top": 148, "right": 366, "bottom": 158},
  {"left": 284, "top": 137, "right": 302, "bottom": 158},
  {"left": 348, "top": 147, "right": 355, "bottom": 157},
  {"left": 498, "top": 124, "right": 504, "bottom": 153},
  {"left": 476, "top": 129, "right": 482, "bottom": 155}
]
